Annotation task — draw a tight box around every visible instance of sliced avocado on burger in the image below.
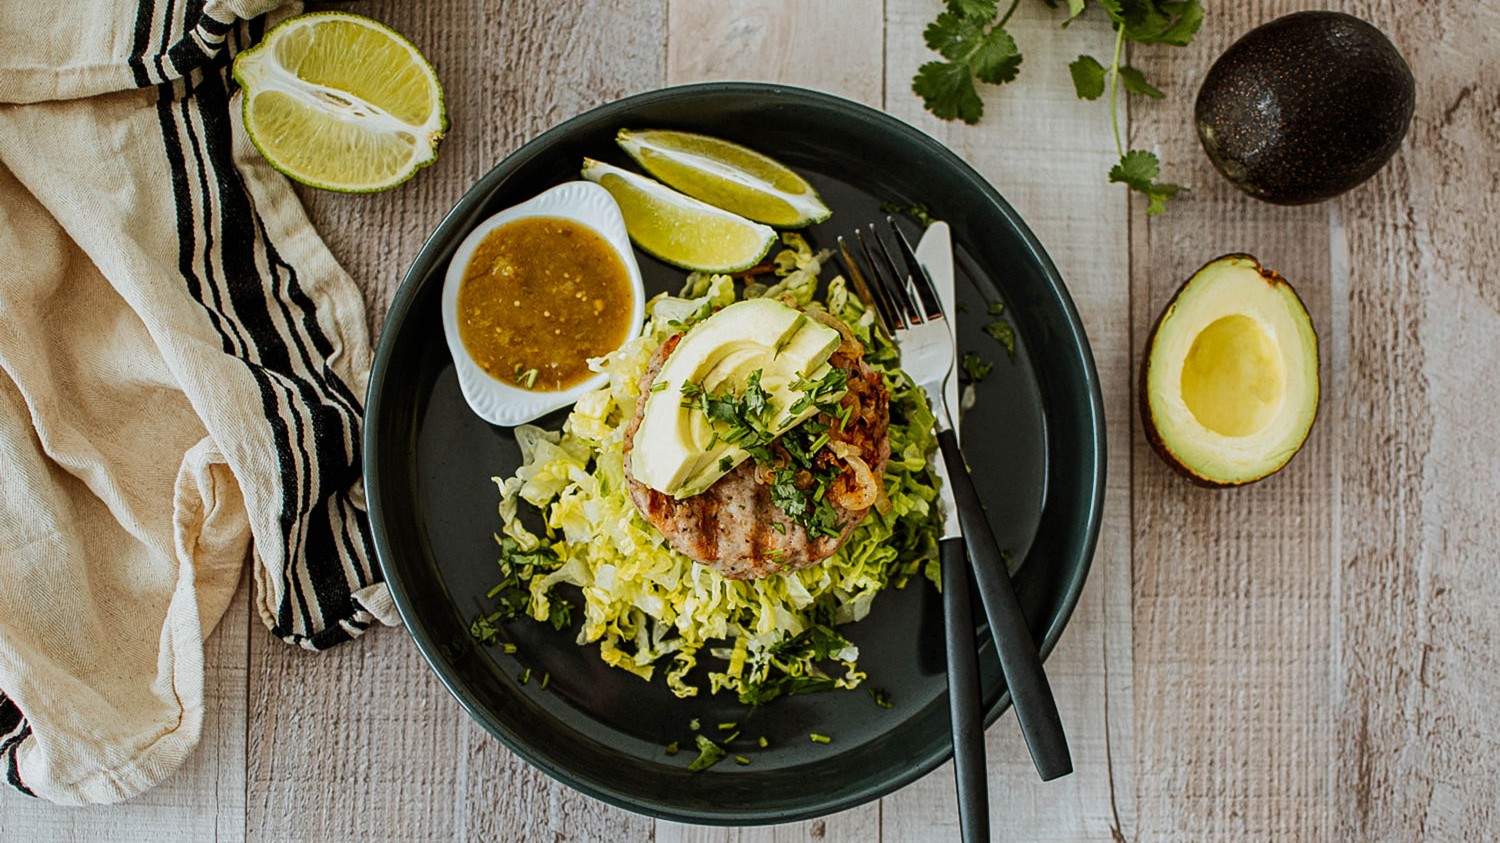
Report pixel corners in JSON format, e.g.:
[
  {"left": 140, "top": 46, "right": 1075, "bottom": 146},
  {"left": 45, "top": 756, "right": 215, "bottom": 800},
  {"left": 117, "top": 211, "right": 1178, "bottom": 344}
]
[
  {"left": 632, "top": 298, "right": 842, "bottom": 498},
  {"left": 1141, "top": 255, "right": 1320, "bottom": 487}
]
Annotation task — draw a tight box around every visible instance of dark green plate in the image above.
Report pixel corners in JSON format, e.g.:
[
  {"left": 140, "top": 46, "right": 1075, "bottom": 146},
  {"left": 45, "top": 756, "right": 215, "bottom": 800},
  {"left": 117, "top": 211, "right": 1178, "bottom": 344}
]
[{"left": 365, "top": 83, "right": 1103, "bottom": 825}]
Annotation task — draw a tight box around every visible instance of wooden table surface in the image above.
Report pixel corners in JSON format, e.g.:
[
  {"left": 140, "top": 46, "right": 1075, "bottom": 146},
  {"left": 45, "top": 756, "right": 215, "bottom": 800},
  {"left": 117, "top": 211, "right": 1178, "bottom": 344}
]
[{"left": 6, "top": 0, "right": 1497, "bottom": 840}]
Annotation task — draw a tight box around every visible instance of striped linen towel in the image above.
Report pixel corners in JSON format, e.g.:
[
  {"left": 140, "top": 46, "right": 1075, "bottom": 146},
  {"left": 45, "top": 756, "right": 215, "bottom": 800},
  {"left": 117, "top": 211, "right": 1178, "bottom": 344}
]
[{"left": 0, "top": 0, "right": 399, "bottom": 804}]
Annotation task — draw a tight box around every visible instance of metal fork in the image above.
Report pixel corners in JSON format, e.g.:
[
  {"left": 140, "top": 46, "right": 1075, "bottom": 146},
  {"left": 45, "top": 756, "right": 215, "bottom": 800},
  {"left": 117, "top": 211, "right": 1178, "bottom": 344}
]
[{"left": 839, "top": 219, "right": 1073, "bottom": 786}]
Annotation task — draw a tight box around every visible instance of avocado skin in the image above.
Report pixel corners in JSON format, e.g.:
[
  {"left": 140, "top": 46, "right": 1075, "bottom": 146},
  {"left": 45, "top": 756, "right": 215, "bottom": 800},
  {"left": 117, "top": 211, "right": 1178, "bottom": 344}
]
[{"left": 1195, "top": 11, "right": 1415, "bottom": 206}]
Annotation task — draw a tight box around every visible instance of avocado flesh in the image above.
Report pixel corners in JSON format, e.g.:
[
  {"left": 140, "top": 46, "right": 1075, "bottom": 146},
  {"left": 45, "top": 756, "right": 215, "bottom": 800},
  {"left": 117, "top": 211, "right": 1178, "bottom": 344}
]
[
  {"left": 1194, "top": 11, "right": 1414, "bottom": 205},
  {"left": 632, "top": 298, "right": 842, "bottom": 497},
  {"left": 1142, "top": 255, "right": 1319, "bottom": 486}
]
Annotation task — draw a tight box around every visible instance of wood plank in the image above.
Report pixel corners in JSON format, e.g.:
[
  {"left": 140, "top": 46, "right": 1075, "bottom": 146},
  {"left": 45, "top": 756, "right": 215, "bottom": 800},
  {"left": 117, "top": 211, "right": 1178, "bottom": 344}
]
[
  {"left": 1127, "top": 2, "right": 1338, "bottom": 839},
  {"left": 0, "top": 571, "right": 250, "bottom": 843},
  {"left": 882, "top": 2, "right": 1135, "bottom": 840},
  {"left": 656, "top": 2, "right": 885, "bottom": 841},
  {"left": 1334, "top": 1, "right": 1500, "bottom": 839},
  {"left": 260, "top": 2, "right": 666, "bottom": 841},
  {"left": 666, "top": 0, "right": 884, "bottom": 107}
]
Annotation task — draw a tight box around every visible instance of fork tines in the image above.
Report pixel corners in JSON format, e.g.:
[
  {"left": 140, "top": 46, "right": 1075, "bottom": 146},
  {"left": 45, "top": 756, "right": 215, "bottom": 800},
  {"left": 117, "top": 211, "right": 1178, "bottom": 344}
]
[{"left": 836, "top": 217, "right": 947, "bottom": 331}]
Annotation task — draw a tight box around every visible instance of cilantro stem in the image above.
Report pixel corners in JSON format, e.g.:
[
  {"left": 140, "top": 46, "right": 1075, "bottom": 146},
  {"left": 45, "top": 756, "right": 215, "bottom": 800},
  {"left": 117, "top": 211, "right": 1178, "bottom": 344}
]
[
  {"left": 1108, "top": 23, "right": 1126, "bottom": 158},
  {"left": 996, "top": 0, "right": 1023, "bottom": 28}
]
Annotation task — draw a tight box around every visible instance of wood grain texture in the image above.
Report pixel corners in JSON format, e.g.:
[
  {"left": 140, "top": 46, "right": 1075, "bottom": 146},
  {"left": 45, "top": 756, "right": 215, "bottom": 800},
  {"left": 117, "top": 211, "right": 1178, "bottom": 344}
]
[
  {"left": 666, "top": 0, "right": 883, "bottom": 107},
  {"left": 1128, "top": 2, "right": 1339, "bottom": 840},
  {"left": 658, "top": 3, "right": 884, "bottom": 840},
  {"left": 882, "top": 3, "right": 1135, "bottom": 841},
  {"left": 1335, "top": 1, "right": 1500, "bottom": 839}
]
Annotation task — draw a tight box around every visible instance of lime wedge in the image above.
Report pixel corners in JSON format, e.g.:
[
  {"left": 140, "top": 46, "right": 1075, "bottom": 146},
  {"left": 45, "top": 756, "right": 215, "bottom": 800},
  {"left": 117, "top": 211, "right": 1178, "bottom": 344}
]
[
  {"left": 582, "top": 159, "right": 776, "bottom": 273},
  {"left": 616, "top": 129, "right": 832, "bottom": 228},
  {"left": 232, "top": 12, "right": 447, "bottom": 192}
]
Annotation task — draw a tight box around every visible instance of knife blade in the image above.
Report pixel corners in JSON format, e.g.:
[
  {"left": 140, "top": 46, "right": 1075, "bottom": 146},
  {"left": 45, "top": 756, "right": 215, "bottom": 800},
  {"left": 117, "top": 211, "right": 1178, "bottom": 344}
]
[{"left": 914, "top": 223, "right": 962, "bottom": 543}]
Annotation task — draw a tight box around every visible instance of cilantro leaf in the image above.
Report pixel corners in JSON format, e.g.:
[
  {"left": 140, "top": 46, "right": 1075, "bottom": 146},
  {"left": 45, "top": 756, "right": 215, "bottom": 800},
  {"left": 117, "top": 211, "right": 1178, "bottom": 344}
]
[
  {"left": 913, "top": 60, "right": 983, "bottom": 124},
  {"left": 1065, "top": 0, "right": 1087, "bottom": 23},
  {"left": 688, "top": 734, "right": 727, "bottom": 771},
  {"left": 1109, "top": 150, "right": 1184, "bottom": 216},
  {"left": 924, "top": 12, "right": 983, "bottom": 61},
  {"left": 1114, "top": 0, "right": 1202, "bottom": 45},
  {"left": 1118, "top": 65, "right": 1164, "bottom": 98},
  {"left": 1154, "top": 1, "right": 1204, "bottom": 46},
  {"left": 1069, "top": 55, "right": 1106, "bottom": 100},
  {"left": 961, "top": 352, "right": 993, "bottom": 383},
  {"left": 983, "top": 320, "right": 1016, "bottom": 359},
  {"left": 987, "top": 300, "right": 1005, "bottom": 316},
  {"left": 971, "top": 27, "right": 1022, "bottom": 85}
]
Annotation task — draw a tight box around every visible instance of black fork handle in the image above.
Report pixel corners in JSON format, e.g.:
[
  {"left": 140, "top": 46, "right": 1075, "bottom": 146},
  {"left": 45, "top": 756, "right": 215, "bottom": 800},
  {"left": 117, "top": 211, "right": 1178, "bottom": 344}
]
[
  {"left": 943, "top": 537, "right": 990, "bottom": 842},
  {"left": 937, "top": 428, "right": 1073, "bottom": 781}
]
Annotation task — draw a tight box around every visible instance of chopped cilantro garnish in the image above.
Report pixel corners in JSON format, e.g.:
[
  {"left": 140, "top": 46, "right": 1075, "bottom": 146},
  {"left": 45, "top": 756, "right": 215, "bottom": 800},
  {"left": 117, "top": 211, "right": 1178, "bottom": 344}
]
[
  {"left": 983, "top": 319, "right": 1016, "bottom": 360},
  {"left": 962, "top": 352, "right": 993, "bottom": 384},
  {"left": 665, "top": 741, "right": 680, "bottom": 756},
  {"left": 987, "top": 300, "right": 1005, "bottom": 316},
  {"left": 689, "top": 718, "right": 701, "bottom": 732},
  {"left": 757, "top": 736, "right": 769, "bottom": 748},
  {"left": 688, "top": 734, "right": 727, "bottom": 771},
  {"left": 735, "top": 756, "right": 751, "bottom": 766},
  {"left": 502, "top": 643, "right": 517, "bottom": 655},
  {"left": 810, "top": 733, "right": 832, "bottom": 744},
  {"left": 879, "top": 201, "right": 938, "bottom": 229}
]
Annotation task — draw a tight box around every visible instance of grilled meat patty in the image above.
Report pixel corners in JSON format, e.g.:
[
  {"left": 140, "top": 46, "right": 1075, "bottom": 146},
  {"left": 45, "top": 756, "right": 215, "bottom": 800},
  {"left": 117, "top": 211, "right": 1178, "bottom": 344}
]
[{"left": 623, "top": 320, "right": 891, "bottom": 579}]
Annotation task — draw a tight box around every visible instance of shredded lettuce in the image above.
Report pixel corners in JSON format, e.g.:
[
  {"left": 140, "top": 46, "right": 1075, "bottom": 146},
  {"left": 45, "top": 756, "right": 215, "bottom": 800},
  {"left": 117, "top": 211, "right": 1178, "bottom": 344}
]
[{"left": 481, "top": 241, "right": 942, "bottom": 704}]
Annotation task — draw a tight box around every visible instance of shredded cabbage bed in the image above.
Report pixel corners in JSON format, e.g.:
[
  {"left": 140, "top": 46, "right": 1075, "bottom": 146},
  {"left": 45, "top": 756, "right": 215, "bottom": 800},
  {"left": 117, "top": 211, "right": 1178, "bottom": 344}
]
[{"left": 474, "top": 235, "right": 942, "bottom": 705}]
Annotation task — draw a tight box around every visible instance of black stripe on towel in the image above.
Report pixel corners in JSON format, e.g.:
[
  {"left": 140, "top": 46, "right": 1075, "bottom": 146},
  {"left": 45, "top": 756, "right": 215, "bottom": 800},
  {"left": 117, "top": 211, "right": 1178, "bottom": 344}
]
[
  {"left": 128, "top": 0, "right": 156, "bottom": 87},
  {"left": 149, "top": 5, "right": 376, "bottom": 650},
  {"left": 1, "top": 720, "right": 34, "bottom": 797}
]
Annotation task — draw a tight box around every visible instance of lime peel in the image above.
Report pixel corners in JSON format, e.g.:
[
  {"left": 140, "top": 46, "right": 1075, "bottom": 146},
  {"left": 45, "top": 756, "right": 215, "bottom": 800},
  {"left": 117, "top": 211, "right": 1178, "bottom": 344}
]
[
  {"left": 232, "top": 11, "right": 447, "bottom": 193},
  {"left": 581, "top": 158, "right": 776, "bottom": 273},
  {"left": 617, "top": 129, "right": 832, "bottom": 228}
]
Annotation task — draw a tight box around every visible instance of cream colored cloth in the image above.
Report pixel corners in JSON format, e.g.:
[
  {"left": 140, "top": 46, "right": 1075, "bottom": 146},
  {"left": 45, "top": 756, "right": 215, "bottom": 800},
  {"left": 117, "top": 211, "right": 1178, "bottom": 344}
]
[{"left": 0, "top": 0, "right": 398, "bottom": 804}]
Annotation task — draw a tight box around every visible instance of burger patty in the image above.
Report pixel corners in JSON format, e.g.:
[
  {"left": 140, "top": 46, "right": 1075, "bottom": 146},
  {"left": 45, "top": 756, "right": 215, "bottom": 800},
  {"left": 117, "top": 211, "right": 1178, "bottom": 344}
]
[{"left": 623, "top": 321, "right": 891, "bottom": 579}]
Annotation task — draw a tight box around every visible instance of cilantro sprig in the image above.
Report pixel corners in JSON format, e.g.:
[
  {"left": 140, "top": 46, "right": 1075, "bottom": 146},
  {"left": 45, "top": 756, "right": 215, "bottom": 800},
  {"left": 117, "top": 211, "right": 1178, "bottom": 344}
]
[{"left": 912, "top": 0, "right": 1203, "bottom": 215}]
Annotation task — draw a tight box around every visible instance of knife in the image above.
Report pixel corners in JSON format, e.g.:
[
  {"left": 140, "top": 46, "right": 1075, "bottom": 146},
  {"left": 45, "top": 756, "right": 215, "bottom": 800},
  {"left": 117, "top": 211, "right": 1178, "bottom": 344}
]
[
  {"left": 906, "top": 222, "right": 1074, "bottom": 780},
  {"left": 915, "top": 223, "right": 989, "bottom": 842}
]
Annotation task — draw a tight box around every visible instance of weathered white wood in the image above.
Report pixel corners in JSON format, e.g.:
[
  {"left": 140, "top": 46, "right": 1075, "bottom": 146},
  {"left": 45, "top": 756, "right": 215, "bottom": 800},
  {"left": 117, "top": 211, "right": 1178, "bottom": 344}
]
[
  {"left": 882, "top": 2, "right": 1135, "bottom": 840},
  {"left": 0, "top": 571, "right": 250, "bottom": 842},
  {"left": 667, "top": 0, "right": 884, "bottom": 108},
  {"left": 1333, "top": 1, "right": 1500, "bottom": 839}
]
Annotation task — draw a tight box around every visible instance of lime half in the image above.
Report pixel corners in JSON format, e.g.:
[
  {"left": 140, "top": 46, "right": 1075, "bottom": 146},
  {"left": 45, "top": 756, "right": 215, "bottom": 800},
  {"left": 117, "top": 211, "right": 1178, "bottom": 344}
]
[
  {"left": 617, "top": 129, "right": 832, "bottom": 228},
  {"left": 582, "top": 159, "right": 776, "bottom": 273},
  {"left": 232, "top": 12, "right": 447, "bottom": 192}
]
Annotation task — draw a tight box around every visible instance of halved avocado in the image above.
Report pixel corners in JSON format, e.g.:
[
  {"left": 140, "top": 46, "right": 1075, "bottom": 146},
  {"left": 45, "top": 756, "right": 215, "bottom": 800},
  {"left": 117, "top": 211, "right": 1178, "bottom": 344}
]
[{"left": 1141, "top": 255, "right": 1320, "bottom": 486}]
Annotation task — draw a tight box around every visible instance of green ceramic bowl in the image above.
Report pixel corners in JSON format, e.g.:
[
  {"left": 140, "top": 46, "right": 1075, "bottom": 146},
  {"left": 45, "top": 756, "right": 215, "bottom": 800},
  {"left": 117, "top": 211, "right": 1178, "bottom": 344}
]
[{"left": 364, "top": 83, "right": 1104, "bottom": 825}]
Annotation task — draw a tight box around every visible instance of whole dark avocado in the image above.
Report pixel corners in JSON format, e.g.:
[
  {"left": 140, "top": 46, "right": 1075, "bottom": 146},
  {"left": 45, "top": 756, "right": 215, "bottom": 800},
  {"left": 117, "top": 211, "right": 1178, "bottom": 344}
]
[{"left": 1195, "top": 11, "right": 1415, "bottom": 205}]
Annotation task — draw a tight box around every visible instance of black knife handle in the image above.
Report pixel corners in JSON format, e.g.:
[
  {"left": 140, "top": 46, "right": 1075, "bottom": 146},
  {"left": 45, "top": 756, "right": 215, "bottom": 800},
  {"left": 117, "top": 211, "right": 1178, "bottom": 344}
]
[
  {"left": 943, "top": 537, "right": 989, "bottom": 842},
  {"left": 936, "top": 428, "right": 1073, "bottom": 781}
]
